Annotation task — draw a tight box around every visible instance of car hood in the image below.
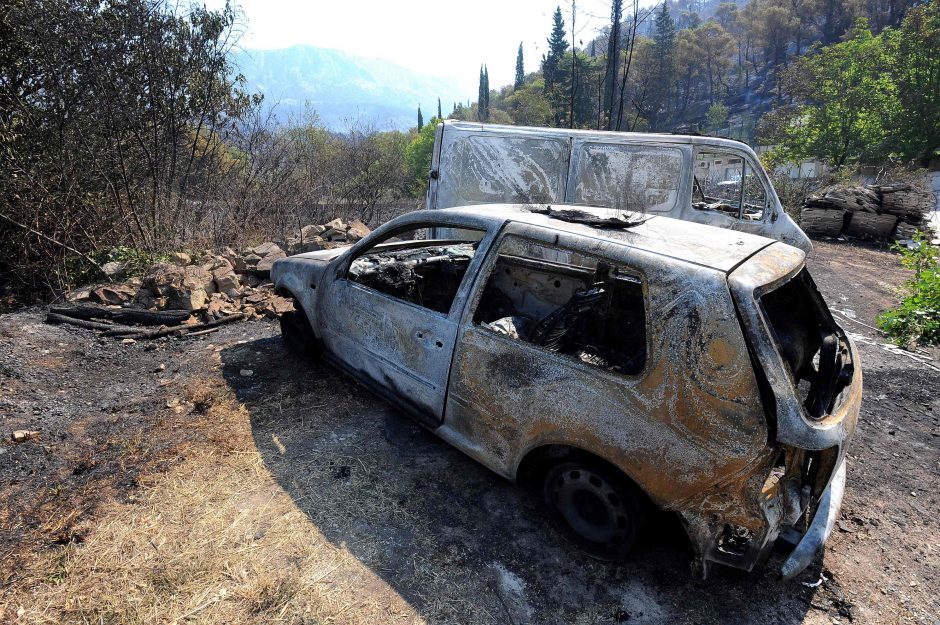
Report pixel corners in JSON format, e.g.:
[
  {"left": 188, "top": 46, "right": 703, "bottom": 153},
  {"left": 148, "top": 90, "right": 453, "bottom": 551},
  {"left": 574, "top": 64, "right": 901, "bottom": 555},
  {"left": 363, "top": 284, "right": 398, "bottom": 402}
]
[{"left": 291, "top": 246, "right": 351, "bottom": 262}]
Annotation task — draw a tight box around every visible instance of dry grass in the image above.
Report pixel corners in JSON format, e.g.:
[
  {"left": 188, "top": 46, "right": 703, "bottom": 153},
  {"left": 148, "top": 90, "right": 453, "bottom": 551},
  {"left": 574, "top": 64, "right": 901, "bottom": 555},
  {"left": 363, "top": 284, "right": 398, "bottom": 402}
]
[{"left": 2, "top": 382, "right": 428, "bottom": 624}]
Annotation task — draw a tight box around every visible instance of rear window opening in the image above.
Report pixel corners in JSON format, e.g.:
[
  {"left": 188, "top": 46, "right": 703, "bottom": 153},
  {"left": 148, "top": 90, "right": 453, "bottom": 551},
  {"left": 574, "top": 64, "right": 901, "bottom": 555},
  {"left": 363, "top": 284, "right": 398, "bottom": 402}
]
[
  {"left": 760, "top": 269, "right": 854, "bottom": 419},
  {"left": 473, "top": 237, "right": 647, "bottom": 376}
]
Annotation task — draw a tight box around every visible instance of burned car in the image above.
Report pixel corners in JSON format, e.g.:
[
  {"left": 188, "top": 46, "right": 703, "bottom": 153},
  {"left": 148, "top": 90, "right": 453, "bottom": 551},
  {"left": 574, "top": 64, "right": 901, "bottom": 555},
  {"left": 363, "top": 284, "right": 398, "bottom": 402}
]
[{"left": 271, "top": 204, "right": 860, "bottom": 579}]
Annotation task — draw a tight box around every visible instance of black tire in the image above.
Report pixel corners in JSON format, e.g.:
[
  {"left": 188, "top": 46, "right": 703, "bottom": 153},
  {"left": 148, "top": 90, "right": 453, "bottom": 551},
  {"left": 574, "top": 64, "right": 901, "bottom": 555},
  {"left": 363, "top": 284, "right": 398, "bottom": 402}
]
[
  {"left": 279, "top": 309, "right": 319, "bottom": 356},
  {"left": 543, "top": 459, "right": 645, "bottom": 560}
]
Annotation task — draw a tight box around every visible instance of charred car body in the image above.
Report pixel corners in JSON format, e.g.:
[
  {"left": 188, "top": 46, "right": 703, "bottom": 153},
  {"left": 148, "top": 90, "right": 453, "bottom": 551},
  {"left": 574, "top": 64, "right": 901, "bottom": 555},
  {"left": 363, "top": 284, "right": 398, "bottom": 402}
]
[{"left": 271, "top": 125, "right": 860, "bottom": 579}]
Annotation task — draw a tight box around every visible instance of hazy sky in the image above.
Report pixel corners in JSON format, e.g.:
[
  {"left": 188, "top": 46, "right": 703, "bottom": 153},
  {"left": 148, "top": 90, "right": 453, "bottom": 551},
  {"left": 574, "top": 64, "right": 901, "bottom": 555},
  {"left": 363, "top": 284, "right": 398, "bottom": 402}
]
[{"left": 210, "top": 0, "right": 638, "bottom": 96}]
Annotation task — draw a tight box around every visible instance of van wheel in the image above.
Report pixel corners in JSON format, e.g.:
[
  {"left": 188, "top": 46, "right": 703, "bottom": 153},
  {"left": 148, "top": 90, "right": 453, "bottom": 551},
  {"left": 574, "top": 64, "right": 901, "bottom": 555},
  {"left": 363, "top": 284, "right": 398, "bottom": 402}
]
[
  {"left": 279, "top": 309, "right": 318, "bottom": 356},
  {"left": 543, "top": 460, "right": 643, "bottom": 560}
]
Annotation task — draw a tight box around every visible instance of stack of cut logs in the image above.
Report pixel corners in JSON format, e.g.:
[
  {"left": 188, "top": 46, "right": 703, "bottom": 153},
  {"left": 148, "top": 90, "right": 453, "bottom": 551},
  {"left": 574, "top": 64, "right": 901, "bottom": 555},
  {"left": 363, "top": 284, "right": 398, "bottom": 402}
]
[{"left": 800, "top": 184, "right": 935, "bottom": 241}]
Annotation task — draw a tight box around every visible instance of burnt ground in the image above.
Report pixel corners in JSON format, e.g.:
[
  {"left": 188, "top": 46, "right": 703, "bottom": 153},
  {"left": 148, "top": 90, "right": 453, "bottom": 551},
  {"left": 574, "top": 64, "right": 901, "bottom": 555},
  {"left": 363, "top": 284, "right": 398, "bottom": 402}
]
[{"left": 0, "top": 240, "right": 938, "bottom": 624}]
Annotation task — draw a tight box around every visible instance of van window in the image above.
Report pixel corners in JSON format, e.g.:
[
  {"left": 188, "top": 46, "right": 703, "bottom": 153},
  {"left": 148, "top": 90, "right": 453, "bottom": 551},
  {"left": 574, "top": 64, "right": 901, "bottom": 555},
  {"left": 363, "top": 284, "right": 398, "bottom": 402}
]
[
  {"left": 472, "top": 236, "right": 647, "bottom": 375},
  {"left": 347, "top": 226, "right": 485, "bottom": 315},
  {"left": 438, "top": 135, "right": 567, "bottom": 207},
  {"left": 570, "top": 143, "right": 683, "bottom": 213},
  {"left": 692, "top": 151, "right": 766, "bottom": 220}
]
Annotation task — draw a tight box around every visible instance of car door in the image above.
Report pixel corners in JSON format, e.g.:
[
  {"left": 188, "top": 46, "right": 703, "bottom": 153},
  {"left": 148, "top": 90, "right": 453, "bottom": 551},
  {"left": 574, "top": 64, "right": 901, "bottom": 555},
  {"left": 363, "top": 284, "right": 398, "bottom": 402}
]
[{"left": 316, "top": 220, "right": 494, "bottom": 427}]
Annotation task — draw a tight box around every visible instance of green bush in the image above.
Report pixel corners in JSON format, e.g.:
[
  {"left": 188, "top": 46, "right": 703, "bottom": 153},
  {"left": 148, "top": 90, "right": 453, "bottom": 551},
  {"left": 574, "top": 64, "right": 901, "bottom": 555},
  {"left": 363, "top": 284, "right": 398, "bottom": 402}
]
[{"left": 877, "top": 233, "right": 940, "bottom": 346}]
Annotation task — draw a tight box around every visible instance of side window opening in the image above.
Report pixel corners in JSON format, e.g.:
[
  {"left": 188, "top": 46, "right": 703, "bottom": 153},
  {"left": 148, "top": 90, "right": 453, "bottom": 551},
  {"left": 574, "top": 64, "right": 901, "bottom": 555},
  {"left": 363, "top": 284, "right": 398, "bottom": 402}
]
[
  {"left": 472, "top": 237, "right": 647, "bottom": 375},
  {"left": 347, "top": 226, "right": 485, "bottom": 314},
  {"left": 692, "top": 151, "right": 766, "bottom": 220}
]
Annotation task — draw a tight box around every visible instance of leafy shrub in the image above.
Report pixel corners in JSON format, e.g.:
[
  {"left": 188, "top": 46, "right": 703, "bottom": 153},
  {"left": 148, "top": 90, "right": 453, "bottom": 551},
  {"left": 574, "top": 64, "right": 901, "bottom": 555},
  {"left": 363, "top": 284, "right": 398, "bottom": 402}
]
[{"left": 877, "top": 233, "right": 940, "bottom": 346}]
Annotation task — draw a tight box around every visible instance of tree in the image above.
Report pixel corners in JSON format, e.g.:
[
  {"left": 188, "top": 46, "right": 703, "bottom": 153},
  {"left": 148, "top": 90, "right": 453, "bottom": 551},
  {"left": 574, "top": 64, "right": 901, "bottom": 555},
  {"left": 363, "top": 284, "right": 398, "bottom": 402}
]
[
  {"left": 695, "top": 21, "right": 734, "bottom": 105},
  {"left": 478, "top": 65, "right": 487, "bottom": 121},
  {"left": 649, "top": 2, "right": 677, "bottom": 130},
  {"left": 886, "top": 0, "right": 940, "bottom": 164},
  {"left": 484, "top": 65, "right": 491, "bottom": 118},
  {"left": 417, "top": 106, "right": 424, "bottom": 130},
  {"left": 437, "top": 97, "right": 442, "bottom": 119},
  {"left": 604, "top": 0, "right": 623, "bottom": 129},
  {"left": 515, "top": 42, "right": 525, "bottom": 89},
  {"left": 543, "top": 6, "right": 569, "bottom": 89},
  {"left": 772, "top": 19, "right": 897, "bottom": 166},
  {"left": 706, "top": 102, "right": 729, "bottom": 133}
]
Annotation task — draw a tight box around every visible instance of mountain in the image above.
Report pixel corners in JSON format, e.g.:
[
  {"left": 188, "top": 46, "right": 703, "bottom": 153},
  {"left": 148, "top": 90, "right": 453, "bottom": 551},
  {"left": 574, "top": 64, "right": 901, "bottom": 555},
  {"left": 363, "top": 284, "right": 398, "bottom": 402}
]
[{"left": 233, "top": 46, "right": 471, "bottom": 131}]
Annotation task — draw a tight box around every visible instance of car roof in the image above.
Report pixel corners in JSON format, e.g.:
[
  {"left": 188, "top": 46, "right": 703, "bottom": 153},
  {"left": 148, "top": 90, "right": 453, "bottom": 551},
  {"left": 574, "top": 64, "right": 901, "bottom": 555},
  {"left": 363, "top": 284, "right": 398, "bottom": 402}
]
[{"left": 423, "top": 204, "right": 798, "bottom": 273}]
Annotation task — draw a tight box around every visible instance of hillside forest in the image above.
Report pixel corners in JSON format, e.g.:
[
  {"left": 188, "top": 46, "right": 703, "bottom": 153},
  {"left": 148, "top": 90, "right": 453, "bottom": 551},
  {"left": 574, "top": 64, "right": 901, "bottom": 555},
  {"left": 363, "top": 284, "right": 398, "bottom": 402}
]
[{"left": 1, "top": 0, "right": 939, "bottom": 302}]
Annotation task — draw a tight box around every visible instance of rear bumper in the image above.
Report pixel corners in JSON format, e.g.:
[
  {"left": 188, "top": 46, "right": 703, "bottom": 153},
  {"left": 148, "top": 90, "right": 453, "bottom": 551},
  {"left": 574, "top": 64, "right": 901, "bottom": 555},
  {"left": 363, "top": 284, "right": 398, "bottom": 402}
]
[{"left": 780, "top": 457, "right": 846, "bottom": 579}]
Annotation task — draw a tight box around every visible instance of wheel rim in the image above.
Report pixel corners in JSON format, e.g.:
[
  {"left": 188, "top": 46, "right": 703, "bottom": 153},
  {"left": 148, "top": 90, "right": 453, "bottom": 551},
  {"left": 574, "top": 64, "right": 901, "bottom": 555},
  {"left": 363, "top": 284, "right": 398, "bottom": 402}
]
[{"left": 551, "top": 466, "right": 630, "bottom": 546}]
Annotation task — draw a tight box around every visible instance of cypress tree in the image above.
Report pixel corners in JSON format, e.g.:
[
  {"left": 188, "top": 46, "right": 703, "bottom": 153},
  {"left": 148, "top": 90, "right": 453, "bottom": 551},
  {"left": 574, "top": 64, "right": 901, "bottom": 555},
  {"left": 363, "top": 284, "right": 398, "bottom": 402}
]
[
  {"left": 417, "top": 105, "right": 424, "bottom": 130},
  {"left": 437, "top": 97, "right": 442, "bottom": 120},
  {"left": 514, "top": 42, "right": 525, "bottom": 89},
  {"left": 483, "top": 65, "right": 490, "bottom": 120},
  {"left": 478, "top": 65, "right": 486, "bottom": 121}
]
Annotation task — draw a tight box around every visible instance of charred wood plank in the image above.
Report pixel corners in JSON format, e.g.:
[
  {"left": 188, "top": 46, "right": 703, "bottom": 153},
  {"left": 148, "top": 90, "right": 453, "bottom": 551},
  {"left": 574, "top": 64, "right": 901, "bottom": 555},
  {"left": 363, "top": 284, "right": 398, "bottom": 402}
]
[
  {"left": 49, "top": 304, "right": 190, "bottom": 326},
  {"left": 45, "top": 313, "right": 137, "bottom": 333}
]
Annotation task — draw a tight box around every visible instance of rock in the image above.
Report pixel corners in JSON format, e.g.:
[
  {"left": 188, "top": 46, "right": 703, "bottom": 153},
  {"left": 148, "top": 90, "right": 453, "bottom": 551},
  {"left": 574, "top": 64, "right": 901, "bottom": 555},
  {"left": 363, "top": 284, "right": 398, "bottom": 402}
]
[
  {"left": 324, "top": 218, "right": 347, "bottom": 232},
  {"left": 252, "top": 242, "right": 282, "bottom": 257},
  {"left": 184, "top": 265, "right": 215, "bottom": 294},
  {"left": 241, "top": 273, "right": 261, "bottom": 288},
  {"left": 90, "top": 284, "right": 136, "bottom": 306},
  {"left": 240, "top": 369, "right": 253, "bottom": 377},
  {"left": 301, "top": 224, "right": 326, "bottom": 239},
  {"left": 141, "top": 263, "right": 208, "bottom": 311},
  {"left": 302, "top": 237, "right": 325, "bottom": 253},
  {"left": 346, "top": 220, "right": 371, "bottom": 242},
  {"left": 212, "top": 265, "right": 240, "bottom": 292},
  {"left": 66, "top": 286, "right": 94, "bottom": 303},
  {"left": 134, "top": 288, "right": 157, "bottom": 309},
  {"left": 121, "top": 338, "right": 136, "bottom": 345},
  {"left": 11, "top": 430, "right": 40, "bottom": 443},
  {"left": 241, "top": 253, "right": 262, "bottom": 271},
  {"left": 168, "top": 251, "right": 191, "bottom": 266},
  {"left": 256, "top": 250, "right": 287, "bottom": 277},
  {"left": 143, "top": 263, "right": 185, "bottom": 296},
  {"left": 101, "top": 261, "right": 128, "bottom": 279}
]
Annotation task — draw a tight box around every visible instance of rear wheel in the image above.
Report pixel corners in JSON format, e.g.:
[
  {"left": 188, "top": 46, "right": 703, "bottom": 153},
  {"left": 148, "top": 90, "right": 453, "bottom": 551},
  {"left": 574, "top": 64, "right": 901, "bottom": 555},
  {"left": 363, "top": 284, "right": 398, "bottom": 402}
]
[
  {"left": 279, "top": 309, "right": 318, "bottom": 356},
  {"left": 543, "top": 459, "right": 644, "bottom": 560}
]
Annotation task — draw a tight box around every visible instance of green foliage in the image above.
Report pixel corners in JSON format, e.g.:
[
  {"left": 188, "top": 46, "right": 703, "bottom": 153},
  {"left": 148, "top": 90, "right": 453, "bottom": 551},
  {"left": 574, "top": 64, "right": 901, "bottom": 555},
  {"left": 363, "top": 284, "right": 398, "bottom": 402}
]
[
  {"left": 417, "top": 106, "right": 423, "bottom": 130},
  {"left": 878, "top": 234, "right": 940, "bottom": 346},
  {"left": 884, "top": 1, "right": 940, "bottom": 164},
  {"left": 515, "top": 43, "right": 525, "bottom": 90},
  {"left": 543, "top": 6, "right": 569, "bottom": 89},
  {"left": 404, "top": 118, "right": 438, "bottom": 196},
  {"left": 705, "top": 102, "right": 729, "bottom": 133},
  {"left": 773, "top": 4, "right": 940, "bottom": 166},
  {"left": 775, "top": 20, "right": 896, "bottom": 166}
]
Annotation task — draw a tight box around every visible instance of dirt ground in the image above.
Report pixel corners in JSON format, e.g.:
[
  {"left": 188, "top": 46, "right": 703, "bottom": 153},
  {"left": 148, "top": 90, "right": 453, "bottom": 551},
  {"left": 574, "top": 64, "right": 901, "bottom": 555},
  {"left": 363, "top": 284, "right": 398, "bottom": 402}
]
[{"left": 1, "top": 239, "right": 938, "bottom": 624}]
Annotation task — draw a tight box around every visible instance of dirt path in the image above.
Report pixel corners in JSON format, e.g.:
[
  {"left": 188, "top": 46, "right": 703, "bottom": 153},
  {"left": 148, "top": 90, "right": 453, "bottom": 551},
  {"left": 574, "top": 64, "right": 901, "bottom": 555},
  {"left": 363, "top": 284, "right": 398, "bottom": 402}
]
[{"left": 0, "top": 241, "right": 937, "bottom": 624}]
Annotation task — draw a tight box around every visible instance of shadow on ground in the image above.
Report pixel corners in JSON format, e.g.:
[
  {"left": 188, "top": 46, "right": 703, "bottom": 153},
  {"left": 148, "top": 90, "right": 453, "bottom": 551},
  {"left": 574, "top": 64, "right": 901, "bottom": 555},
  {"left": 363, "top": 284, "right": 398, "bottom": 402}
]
[{"left": 221, "top": 335, "right": 823, "bottom": 624}]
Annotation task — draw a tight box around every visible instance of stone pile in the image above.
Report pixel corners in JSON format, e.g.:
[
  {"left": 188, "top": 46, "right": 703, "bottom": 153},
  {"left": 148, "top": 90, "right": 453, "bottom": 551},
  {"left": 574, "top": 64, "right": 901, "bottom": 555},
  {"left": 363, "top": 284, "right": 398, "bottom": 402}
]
[
  {"left": 65, "top": 217, "right": 371, "bottom": 322},
  {"left": 801, "top": 184, "right": 936, "bottom": 241}
]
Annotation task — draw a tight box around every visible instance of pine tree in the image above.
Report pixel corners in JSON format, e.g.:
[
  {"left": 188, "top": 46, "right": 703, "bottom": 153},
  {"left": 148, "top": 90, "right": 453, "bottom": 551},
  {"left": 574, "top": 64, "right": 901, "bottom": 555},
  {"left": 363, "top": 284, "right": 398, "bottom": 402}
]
[
  {"left": 437, "top": 97, "right": 442, "bottom": 119},
  {"left": 417, "top": 106, "right": 424, "bottom": 130},
  {"left": 542, "top": 7, "right": 569, "bottom": 89},
  {"left": 514, "top": 42, "right": 525, "bottom": 89}
]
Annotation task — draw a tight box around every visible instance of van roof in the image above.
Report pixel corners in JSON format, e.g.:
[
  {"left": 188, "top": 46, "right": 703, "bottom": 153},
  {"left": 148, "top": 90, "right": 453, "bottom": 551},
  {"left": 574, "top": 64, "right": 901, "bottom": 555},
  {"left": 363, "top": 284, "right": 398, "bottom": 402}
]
[{"left": 434, "top": 204, "right": 802, "bottom": 274}]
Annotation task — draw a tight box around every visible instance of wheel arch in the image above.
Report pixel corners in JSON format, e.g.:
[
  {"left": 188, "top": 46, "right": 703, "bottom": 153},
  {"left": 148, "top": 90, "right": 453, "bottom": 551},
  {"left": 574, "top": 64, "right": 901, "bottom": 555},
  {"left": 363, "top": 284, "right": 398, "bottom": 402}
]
[{"left": 514, "top": 443, "right": 656, "bottom": 510}]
